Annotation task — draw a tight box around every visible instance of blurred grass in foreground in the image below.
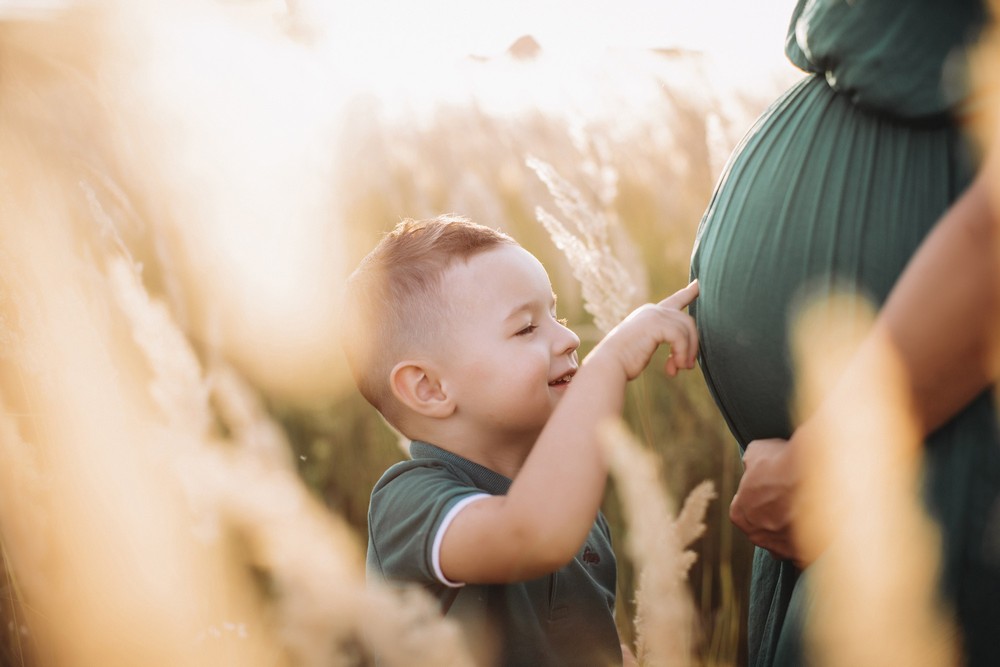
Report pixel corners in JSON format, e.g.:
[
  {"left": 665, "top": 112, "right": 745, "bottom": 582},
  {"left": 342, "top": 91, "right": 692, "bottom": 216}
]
[{"left": 0, "top": 1, "right": 805, "bottom": 665}]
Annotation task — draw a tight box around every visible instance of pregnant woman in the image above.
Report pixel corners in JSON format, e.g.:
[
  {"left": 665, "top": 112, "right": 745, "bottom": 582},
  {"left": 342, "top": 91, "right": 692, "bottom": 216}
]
[{"left": 690, "top": 1, "right": 1000, "bottom": 665}]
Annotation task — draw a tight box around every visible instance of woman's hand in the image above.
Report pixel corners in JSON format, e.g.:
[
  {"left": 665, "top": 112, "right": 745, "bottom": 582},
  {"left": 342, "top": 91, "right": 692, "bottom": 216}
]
[{"left": 729, "top": 437, "right": 806, "bottom": 566}]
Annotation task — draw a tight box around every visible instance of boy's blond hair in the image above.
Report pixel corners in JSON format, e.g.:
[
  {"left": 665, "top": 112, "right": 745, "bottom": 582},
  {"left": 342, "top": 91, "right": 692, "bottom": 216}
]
[{"left": 341, "top": 215, "right": 517, "bottom": 429}]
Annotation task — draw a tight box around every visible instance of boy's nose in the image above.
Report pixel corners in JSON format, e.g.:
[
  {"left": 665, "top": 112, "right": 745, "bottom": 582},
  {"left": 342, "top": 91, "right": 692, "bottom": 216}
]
[{"left": 556, "top": 322, "right": 580, "bottom": 356}]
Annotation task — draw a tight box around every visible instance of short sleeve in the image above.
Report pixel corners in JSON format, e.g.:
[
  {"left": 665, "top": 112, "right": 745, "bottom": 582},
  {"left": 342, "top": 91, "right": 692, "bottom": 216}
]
[{"left": 367, "top": 461, "right": 489, "bottom": 587}]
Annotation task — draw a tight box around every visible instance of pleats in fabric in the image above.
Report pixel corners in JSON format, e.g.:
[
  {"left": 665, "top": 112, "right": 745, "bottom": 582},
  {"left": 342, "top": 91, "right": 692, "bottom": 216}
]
[
  {"left": 690, "top": 75, "right": 1000, "bottom": 666},
  {"left": 691, "top": 75, "right": 971, "bottom": 448}
]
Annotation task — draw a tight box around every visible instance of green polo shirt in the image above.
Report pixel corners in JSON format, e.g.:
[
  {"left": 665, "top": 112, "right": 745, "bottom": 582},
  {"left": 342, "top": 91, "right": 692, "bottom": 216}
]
[{"left": 367, "top": 440, "right": 622, "bottom": 666}]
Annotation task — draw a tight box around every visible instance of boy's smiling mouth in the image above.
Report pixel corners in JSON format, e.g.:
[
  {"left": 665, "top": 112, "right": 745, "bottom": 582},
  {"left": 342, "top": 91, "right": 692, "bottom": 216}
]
[{"left": 548, "top": 370, "right": 576, "bottom": 387}]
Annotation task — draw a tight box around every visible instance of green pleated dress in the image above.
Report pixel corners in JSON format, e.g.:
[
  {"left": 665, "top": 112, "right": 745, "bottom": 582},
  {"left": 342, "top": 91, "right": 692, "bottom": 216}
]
[{"left": 689, "top": 1, "right": 999, "bottom": 665}]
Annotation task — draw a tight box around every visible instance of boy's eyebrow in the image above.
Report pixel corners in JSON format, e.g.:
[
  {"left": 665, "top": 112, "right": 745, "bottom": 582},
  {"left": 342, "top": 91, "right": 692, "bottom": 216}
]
[{"left": 503, "top": 293, "right": 558, "bottom": 321}]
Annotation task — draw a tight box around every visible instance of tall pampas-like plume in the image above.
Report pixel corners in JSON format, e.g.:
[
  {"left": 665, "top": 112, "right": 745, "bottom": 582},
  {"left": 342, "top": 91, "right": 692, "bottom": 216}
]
[
  {"left": 789, "top": 295, "right": 957, "bottom": 667},
  {"left": 0, "top": 3, "right": 475, "bottom": 665},
  {"left": 600, "top": 420, "right": 716, "bottom": 667},
  {"left": 110, "top": 250, "right": 475, "bottom": 667},
  {"left": 526, "top": 154, "right": 643, "bottom": 334}
]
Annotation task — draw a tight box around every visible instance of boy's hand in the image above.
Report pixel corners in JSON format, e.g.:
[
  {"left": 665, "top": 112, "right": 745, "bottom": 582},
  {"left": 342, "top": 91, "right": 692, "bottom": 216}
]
[
  {"left": 587, "top": 280, "right": 699, "bottom": 381},
  {"left": 622, "top": 643, "right": 639, "bottom": 667},
  {"left": 440, "top": 281, "right": 698, "bottom": 585}
]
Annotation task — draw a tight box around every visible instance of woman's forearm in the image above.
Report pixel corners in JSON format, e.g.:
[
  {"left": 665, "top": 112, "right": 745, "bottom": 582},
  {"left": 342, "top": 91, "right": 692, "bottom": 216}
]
[{"left": 865, "top": 172, "right": 1000, "bottom": 434}]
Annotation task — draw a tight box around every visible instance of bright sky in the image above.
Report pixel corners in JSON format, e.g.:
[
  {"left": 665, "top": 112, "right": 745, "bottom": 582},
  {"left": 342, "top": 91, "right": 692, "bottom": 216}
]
[{"left": 320, "top": 0, "right": 796, "bottom": 71}]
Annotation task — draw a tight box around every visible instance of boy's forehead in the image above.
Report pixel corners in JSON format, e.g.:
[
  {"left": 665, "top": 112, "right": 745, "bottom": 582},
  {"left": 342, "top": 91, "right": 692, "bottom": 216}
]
[
  {"left": 459, "top": 245, "right": 547, "bottom": 281},
  {"left": 440, "top": 245, "right": 552, "bottom": 305}
]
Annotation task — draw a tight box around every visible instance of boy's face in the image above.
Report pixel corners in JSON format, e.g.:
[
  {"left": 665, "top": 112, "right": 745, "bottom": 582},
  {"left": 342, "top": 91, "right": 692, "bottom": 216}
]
[{"left": 436, "top": 245, "right": 580, "bottom": 441}]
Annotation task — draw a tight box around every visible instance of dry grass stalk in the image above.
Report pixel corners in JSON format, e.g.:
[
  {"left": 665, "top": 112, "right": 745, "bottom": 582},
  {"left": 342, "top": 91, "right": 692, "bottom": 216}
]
[
  {"left": 0, "top": 182, "right": 280, "bottom": 667},
  {"left": 567, "top": 121, "right": 620, "bottom": 210},
  {"left": 205, "top": 370, "right": 473, "bottom": 667},
  {"left": 108, "top": 258, "right": 214, "bottom": 437},
  {"left": 111, "top": 233, "right": 474, "bottom": 667},
  {"left": 971, "top": 0, "right": 1000, "bottom": 290},
  {"left": 968, "top": 0, "right": 1000, "bottom": 161},
  {"left": 0, "top": 400, "right": 46, "bottom": 665},
  {"left": 0, "top": 3, "right": 474, "bottom": 666},
  {"left": 600, "top": 420, "right": 716, "bottom": 667},
  {"left": 790, "top": 295, "right": 958, "bottom": 667},
  {"left": 527, "top": 154, "right": 643, "bottom": 334}
]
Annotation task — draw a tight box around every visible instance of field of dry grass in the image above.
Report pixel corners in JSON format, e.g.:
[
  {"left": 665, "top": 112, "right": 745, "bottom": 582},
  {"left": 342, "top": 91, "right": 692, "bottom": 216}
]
[
  {"left": 0, "top": 2, "right": 808, "bottom": 665},
  {"left": 289, "top": 32, "right": 793, "bottom": 664}
]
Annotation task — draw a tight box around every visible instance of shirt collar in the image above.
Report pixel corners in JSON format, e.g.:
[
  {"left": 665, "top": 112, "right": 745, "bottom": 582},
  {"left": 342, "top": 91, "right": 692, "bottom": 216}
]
[{"left": 409, "top": 440, "right": 512, "bottom": 495}]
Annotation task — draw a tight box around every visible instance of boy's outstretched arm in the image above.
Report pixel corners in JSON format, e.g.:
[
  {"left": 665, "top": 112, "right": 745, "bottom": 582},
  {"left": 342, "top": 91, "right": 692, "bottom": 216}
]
[{"left": 440, "top": 281, "right": 699, "bottom": 583}]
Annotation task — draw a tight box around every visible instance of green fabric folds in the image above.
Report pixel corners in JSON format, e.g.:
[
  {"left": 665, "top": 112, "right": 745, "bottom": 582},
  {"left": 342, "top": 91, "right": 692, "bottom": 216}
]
[
  {"left": 689, "top": 3, "right": 1000, "bottom": 663},
  {"left": 785, "top": 0, "right": 986, "bottom": 121}
]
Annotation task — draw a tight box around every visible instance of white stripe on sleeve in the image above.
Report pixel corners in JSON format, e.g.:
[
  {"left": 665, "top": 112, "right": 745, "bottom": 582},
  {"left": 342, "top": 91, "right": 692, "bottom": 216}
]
[{"left": 432, "top": 493, "right": 490, "bottom": 587}]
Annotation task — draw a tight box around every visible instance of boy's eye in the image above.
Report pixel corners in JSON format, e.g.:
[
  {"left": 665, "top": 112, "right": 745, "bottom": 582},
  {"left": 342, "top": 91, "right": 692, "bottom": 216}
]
[{"left": 515, "top": 324, "right": 538, "bottom": 336}]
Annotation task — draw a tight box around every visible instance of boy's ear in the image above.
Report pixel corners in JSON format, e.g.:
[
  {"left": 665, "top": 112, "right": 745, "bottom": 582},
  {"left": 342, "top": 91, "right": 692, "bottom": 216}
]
[{"left": 389, "top": 361, "right": 455, "bottom": 419}]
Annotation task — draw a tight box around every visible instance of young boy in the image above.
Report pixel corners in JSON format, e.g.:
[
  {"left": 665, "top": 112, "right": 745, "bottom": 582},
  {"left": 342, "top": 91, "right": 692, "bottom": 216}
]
[{"left": 341, "top": 216, "right": 698, "bottom": 666}]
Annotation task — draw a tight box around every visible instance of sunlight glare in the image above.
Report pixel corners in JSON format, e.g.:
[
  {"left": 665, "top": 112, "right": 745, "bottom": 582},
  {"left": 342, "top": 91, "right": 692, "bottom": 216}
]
[
  {"left": 111, "top": 0, "right": 352, "bottom": 401},
  {"left": 299, "top": 0, "right": 798, "bottom": 121}
]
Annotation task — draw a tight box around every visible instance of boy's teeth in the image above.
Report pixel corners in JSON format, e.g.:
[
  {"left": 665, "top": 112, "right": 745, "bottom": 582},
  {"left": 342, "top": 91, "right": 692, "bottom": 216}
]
[{"left": 550, "top": 373, "right": 573, "bottom": 385}]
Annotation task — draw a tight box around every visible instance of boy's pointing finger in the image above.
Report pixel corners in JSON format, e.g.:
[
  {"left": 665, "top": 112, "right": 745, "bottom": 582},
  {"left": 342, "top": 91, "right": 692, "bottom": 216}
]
[{"left": 658, "top": 279, "right": 699, "bottom": 310}]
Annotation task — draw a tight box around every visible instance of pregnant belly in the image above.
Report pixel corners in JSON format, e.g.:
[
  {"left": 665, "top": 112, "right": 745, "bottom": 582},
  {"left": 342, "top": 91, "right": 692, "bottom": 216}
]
[{"left": 689, "top": 75, "right": 970, "bottom": 447}]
